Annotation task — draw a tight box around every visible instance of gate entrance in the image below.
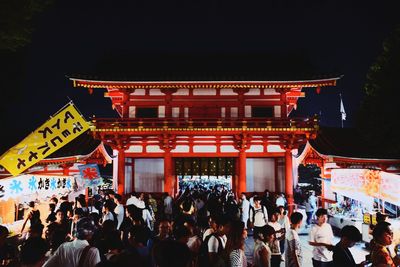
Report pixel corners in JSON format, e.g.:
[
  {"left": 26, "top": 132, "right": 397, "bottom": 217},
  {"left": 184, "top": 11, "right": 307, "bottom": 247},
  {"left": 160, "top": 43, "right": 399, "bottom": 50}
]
[{"left": 175, "top": 158, "right": 235, "bottom": 191}]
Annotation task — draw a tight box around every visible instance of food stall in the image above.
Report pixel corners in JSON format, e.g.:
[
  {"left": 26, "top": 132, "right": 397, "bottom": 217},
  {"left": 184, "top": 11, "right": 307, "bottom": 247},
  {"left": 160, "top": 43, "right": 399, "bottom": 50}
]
[
  {"left": 0, "top": 173, "right": 80, "bottom": 235},
  {"left": 329, "top": 168, "right": 400, "bottom": 251}
]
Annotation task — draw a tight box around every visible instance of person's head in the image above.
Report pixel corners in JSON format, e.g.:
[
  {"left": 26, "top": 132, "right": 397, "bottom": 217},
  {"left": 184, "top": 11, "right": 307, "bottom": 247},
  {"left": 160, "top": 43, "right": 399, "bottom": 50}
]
[
  {"left": 270, "top": 208, "right": 280, "bottom": 222},
  {"left": 28, "top": 201, "right": 35, "bottom": 209},
  {"left": 340, "top": 225, "right": 361, "bottom": 248},
  {"left": 376, "top": 212, "right": 389, "bottom": 223},
  {"left": 102, "top": 202, "right": 113, "bottom": 214},
  {"left": 158, "top": 220, "right": 172, "bottom": 238},
  {"left": 50, "top": 197, "right": 58, "bottom": 205},
  {"left": 20, "top": 237, "right": 48, "bottom": 267},
  {"left": 129, "top": 225, "right": 149, "bottom": 246},
  {"left": 114, "top": 194, "right": 122, "bottom": 204},
  {"left": 208, "top": 215, "right": 218, "bottom": 231},
  {"left": 215, "top": 215, "right": 230, "bottom": 236},
  {"left": 173, "top": 224, "right": 191, "bottom": 243},
  {"left": 241, "top": 193, "right": 247, "bottom": 200},
  {"left": 55, "top": 210, "right": 64, "bottom": 222},
  {"left": 277, "top": 205, "right": 286, "bottom": 216},
  {"left": 315, "top": 208, "right": 328, "bottom": 225},
  {"left": 259, "top": 224, "right": 276, "bottom": 243},
  {"left": 254, "top": 196, "right": 262, "bottom": 207},
  {"left": 49, "top": 203, "right": 56, "bottom": 213},
  {"left": 373, "top": 221, "right": 393, "bottom": 246},
  {"left": 290, "top": 212, "right": 303, "bottom": 229},
  {"left": 75, "top": 217, "right": 96, "bottom": 240}
]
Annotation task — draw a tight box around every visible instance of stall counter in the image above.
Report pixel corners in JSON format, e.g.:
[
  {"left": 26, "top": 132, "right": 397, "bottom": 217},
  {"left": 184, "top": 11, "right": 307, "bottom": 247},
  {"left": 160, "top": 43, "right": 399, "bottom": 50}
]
[{"left": 328, "top": 214, "right": 363, "bottom": 232}]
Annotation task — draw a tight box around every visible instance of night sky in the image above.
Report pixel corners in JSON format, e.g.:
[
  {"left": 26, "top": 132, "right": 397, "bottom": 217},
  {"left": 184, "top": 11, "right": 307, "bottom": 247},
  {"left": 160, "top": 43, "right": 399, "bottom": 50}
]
[{"left": 1, "top": 1, "right": 400, "bottom": 154}]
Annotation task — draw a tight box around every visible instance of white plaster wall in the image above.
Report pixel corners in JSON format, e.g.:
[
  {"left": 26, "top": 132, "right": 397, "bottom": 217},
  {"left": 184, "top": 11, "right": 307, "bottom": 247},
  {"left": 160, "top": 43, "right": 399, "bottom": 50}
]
[
  {"left": 246, "top": 158, "right": 275, "bottom": 192},
  {"left": 172, "top": 107, "right": 180, "bottom": 118},
  {"left": 264, "top": 89, "right": 280, "bottom": 95},
  {"left": 193, "top": 146, "right": 217, "bottom": 153},
  {"left": 158, "top": 106, "right": 165, "bottom": 118},
  {"left": 220, "top": 145, "right": 238, "bottom": 152},
  {"left": 171, "top": 146, "right": 190, "bottom": 153},
  {"left": 129, "top": 106, "right": 136, "bottom": 118},
  {"left": 274, "top": 106, "right": 281, "bottom": 118},
  {"left": 245, "top": 106, "right": 252, "bottom": 118},
  {"left": 247, "top": 145, "right": 264, "bottom": 153},
  {"left": 134, "top": 159, "right": 164, "bottom": 192},
  {"left": 193, "top": 89, "right": 216, "bottom": 95},
  {"left": 131, "top": 89, "right": 146, "bottom": 95},
  {"left": 149, "top": 89, "right": 163, "bottom": 95},
  {"left": 267, "top": 145, "right": 285, "bottom": 153},
  {"left": 146, "top": 146, "right": 164, "bottom": 153},
  {"left": 173, "top": 89, "right": 189, "bottom": 95},
  {"left": 125, "top": 158, "right": 132, "bottom": 194},
  {"left": 220, "top": 89, "right": 236, "bottom": 95},
  {"left": 245, "top": 89, "right": 260, "bottom": 95},
  {"left": 221, "top": 107, "right": 226, "bottom": 118},
  {"left": 125, "top": 146, "right": 143, "bottom": 153},
  {"left": 231, "top": 107, "right": 238, "bottom": 118}
]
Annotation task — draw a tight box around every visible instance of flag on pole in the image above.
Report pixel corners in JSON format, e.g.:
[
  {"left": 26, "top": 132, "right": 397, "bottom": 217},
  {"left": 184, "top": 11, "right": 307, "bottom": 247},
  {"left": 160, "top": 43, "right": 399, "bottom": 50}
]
[
  {"left": 340, "top": 95, "right": 346, "bottom": 121},
  {"left": 0, "top": 103, "right": 90, "bottom": 176}
]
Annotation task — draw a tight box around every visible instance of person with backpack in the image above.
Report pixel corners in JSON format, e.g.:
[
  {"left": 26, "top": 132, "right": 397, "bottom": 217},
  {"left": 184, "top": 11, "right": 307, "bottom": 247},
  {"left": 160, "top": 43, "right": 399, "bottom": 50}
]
[
  {"left": 249, "top": 196, "right": 269, "bottom": 238},
  {"left": 199, "top": 215, "right": 230, "bottom": 267}
]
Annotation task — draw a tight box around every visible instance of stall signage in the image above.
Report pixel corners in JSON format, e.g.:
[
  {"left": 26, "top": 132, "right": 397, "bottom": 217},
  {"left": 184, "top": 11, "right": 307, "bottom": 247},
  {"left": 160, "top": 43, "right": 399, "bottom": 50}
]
[
  {"left": 331, "top": 169, "right": 400, "bottom": 206},
  {"left": 0, "top": 174, "right": 73, "bottom": 201},
  {"left": 363, "top": 213, "right": 371, "bottom": 224},
  {"left": 0, "top": 103, "right": 90, "bottom": 176},
  {"left": 78, "top": 164, "right": 103, "bottom": 187}
]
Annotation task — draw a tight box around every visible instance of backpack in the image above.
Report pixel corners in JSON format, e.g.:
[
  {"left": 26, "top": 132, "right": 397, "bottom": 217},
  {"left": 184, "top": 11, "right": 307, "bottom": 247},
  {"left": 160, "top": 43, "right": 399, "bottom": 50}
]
[
  {"left": 198, "top": 233, "right": 224, "bottom": 267},
  {"left": 250, "top": 205, "right": 268, "bottom": 224}
]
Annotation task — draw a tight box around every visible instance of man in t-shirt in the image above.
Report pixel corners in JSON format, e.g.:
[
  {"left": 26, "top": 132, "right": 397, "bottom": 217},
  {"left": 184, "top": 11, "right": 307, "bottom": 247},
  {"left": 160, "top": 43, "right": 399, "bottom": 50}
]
[
  {"left": 207, "top": 216, "right": 230, "bottom": 267},
  {"left": 285, "top": 212, "right": 303, "bottom": 267},
  {"left": 309, "top": 208, "right": 334, "bottom": 267},
  {"left": 249, "top": 196, "right": 268, "bottom": 238}
]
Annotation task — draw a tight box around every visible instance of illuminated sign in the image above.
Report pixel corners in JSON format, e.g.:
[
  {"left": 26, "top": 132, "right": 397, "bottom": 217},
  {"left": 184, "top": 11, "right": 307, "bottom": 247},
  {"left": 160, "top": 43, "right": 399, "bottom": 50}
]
[{"left": 331, "top": 169, "right": 400, "bottom": 205}]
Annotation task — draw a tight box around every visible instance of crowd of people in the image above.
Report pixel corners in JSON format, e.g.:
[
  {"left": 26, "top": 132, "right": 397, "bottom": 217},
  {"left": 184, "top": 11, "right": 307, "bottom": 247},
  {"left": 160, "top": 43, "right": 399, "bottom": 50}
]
[{"left": 1, "top": 186, "right": 400, "bottom": 267}]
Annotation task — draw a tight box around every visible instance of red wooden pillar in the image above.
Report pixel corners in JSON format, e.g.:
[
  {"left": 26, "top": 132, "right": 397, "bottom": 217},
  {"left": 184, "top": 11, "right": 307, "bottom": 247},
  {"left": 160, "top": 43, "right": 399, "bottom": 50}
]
[
  {"left": 238, "top": 149, "right": 247, "bottom": 194},
  {"left": 164, "top": 149, "right": 173, "bottom": 196},
  {"left": 280, "top": 89, "right": 288, "bottom": 118},
  {"left": 117, "top": 149, "right": 126, "bottom": 195},
  {"left": 285, "top": 149, "right": 294, "bottom": 214}
]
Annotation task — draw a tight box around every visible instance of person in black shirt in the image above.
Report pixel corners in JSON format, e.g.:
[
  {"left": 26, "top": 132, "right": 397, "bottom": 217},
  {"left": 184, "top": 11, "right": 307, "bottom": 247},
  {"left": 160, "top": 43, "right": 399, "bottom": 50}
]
[{"left": 332, "top": 225, "right": 367, "bottom": 267}]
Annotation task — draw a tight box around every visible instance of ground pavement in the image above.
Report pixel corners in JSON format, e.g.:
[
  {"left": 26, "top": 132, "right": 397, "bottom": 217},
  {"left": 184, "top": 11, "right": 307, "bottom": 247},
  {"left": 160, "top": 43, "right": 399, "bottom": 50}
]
[{"left": 245, "top": 225, "right": 369, "bottom": 266}]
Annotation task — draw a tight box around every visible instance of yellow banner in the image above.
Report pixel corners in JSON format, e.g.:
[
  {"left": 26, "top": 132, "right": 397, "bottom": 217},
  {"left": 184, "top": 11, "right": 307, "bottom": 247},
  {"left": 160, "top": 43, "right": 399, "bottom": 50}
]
[{"left": 0, "top": 103, "right": 90, "bottom": 176}]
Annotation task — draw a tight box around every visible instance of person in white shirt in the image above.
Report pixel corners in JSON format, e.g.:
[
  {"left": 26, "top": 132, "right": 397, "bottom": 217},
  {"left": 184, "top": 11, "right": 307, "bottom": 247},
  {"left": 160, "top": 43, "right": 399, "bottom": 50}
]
[
  {"left": 268, "top": 208, "right": 285, "bottom": 267},
  {"left": 207, "top": 216, "right": 229, "bottom": 267},
  {"left": 101, "top": 202, "right": 115, "bottom": 225},
  {"left": 249, "top": 196, "right": 268, "bottom": 238},
  {"left": 126, "top": 192, "right": 146, "bottom": 209},
  {"left": 285, "top": 212, "right": 303, "bottom": 267},
  {"left": 239, "top": 193, "right": 250, "bottom": 229},
  {"left": 113, "top": 194, "right": 124, "bottom": 230},
  {"left": 43, "top": 217, "right": 101, "bottom": 267},
  {"left": 309, "top": 208, "right": 334, "bottom": 267},
  {"left": 305, "top": 191, "right": 318, "bottom": 227},
  {"left": 163, "top": 193, "right": 173, "bottom": 220},
  {"left": 254, "top": 224, "right": 275, "bottom": 267}
]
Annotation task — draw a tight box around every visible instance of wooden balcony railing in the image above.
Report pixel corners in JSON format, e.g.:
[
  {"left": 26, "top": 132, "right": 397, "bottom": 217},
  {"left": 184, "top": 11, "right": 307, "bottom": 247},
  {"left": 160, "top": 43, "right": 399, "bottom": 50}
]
[{"left": 91, "top": 117, "right": 318, "bottom": 130}]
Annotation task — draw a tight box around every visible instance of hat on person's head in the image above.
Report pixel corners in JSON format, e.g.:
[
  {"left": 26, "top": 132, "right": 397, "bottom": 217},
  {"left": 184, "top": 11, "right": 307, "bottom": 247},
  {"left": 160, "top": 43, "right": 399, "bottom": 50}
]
[{"left": 75, "top": 217, "right": 96, "bottom": 240}]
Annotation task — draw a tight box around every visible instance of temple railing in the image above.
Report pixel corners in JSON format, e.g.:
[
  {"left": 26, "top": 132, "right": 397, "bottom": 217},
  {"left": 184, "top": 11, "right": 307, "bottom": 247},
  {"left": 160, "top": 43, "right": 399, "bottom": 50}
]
[{"left": 91, "top": 116, "right": 319, "bottom": 130}]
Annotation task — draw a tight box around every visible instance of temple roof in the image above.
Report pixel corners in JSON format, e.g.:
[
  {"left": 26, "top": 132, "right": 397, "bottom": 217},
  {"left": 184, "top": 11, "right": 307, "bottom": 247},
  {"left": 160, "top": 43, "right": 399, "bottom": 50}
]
[
  {"left": 302, "top": 127, "right": 400, "bottom": 160},
  {"left": 68, "top": 53, "right": 341, "bottom": 85},
  {"left": 40, "top": 131, "right": 112, "bottom": 163}
]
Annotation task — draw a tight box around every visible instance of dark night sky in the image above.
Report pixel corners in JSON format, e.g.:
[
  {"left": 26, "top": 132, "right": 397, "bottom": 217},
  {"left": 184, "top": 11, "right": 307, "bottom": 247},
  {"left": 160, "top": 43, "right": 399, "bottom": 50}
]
[{"left": 1, "top": 0, "right": 400, "bottom": 154}]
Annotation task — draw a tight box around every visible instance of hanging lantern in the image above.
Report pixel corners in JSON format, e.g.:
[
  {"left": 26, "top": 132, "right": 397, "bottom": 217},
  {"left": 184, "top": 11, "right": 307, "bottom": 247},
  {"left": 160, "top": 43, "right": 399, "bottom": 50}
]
[{"left": 316, "top": 86, "right": 321, "bottom": 94}]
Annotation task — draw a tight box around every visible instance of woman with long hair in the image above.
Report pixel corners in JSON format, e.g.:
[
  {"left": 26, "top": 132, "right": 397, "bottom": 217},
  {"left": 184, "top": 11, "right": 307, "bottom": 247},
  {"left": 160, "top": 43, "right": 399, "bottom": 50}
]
[{"left": 225, "top": 220, "right": 247, "bottom": 267}]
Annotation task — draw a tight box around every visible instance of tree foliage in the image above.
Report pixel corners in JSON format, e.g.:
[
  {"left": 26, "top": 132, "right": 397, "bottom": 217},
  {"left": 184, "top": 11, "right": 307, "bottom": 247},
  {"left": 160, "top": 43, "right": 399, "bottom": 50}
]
[
  {"left": 357, "top": 25, "right": 400, "bottom": 156},
  {"left": 0, "top": 0, "right": 52, "bottom": 51}
]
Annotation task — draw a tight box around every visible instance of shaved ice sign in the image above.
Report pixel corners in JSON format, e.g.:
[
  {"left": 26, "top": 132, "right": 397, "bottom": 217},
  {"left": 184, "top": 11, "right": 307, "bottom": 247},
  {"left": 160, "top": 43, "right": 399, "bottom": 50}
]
[
  {"left": 0, "top": 174, "right": 74, "bottom": 201},
  {"left": 331, "top": 169, "right": 400, "bottom": 205}
]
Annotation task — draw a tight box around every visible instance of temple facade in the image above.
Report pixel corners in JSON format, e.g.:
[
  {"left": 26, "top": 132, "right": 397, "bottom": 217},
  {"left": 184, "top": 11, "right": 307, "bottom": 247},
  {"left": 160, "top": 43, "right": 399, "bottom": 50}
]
[{"left": 70, "top": 77, "right": 340, "bottom": 207}]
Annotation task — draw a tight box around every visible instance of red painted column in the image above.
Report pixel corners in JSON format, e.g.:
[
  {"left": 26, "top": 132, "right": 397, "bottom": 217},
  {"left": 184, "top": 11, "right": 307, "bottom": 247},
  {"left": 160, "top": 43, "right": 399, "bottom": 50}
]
[
  {"left": 164, "top": 149, "right": 173, "bottom": 196},
  {"left": 285, "top": 149, "right": 294, "bottom": 214},
  {"left": 238, "top": 149, "right": 247, "bottom": 194},
  {"left": 117, "top": 149, "right": 126, "bottom": 195}
]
